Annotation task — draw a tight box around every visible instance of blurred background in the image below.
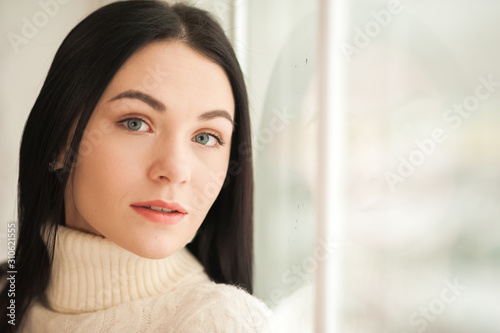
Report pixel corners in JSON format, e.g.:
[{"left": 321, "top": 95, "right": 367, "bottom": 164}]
[{"left": 1, "top": 0, "right": 500, "bottom": 332}]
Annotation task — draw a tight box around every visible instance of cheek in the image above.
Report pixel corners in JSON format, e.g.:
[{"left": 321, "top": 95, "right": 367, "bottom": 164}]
[{"left": 72, "top": 138, "right": 137, "bottom": 214}]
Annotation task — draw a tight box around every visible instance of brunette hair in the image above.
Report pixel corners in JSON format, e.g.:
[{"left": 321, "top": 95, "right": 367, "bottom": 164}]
[{"left": 0, "top": 1, "right": 253, "bottom": 331}]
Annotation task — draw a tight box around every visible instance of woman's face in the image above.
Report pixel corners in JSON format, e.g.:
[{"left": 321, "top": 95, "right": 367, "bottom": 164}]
[{"left": 62, "top": 41, "right": 235, "bottom": 259}]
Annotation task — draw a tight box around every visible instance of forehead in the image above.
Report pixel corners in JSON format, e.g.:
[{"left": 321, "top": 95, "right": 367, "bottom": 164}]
[{"left": 101, "top": 40, "right": 235, "bottom": 116}]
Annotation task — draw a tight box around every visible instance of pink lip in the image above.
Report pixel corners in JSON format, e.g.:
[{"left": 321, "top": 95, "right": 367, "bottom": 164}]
[{"left": 130, "top": 200, "right": 187, "bottom": 225}]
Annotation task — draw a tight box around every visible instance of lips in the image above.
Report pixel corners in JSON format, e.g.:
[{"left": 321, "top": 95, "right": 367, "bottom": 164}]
[
  {"left": 131, "top": 200, "right": 187, "bottom": 213},
  {"left": 130, "top": 200, "right": 187, "bottom": 225}
]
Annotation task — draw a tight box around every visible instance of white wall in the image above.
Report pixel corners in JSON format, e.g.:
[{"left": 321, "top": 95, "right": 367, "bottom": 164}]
[{"left": 0, "top": 0, "right": 100, "bottom": 260}]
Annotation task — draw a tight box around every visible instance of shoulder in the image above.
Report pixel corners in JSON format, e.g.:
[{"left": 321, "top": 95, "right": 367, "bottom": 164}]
[{"left": 171, "top": 281, "right": 276, "bottom": 332}]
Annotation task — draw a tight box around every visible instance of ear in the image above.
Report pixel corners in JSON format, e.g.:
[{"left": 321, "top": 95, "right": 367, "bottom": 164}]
[
  {"left": 53, "top": 118, "right": 80, "bottom": 171},
  {"left": 52, "top": 149, "right": 66, "bottom": 171}
]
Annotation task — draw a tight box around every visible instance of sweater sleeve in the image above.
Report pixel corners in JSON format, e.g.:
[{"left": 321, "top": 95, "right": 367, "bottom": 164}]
[{"left": 173, "top": 282, "right": 276, "bottom": 333}]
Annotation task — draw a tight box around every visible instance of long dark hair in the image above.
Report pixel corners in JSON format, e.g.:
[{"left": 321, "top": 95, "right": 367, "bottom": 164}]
[{"left": 0, "top": 1, "right": 253, "bottom": 331}]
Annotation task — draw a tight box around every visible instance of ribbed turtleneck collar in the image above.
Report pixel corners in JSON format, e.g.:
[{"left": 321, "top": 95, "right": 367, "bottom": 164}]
[{"left": 45, "top": 226, "right": 207, "bottom": 314}]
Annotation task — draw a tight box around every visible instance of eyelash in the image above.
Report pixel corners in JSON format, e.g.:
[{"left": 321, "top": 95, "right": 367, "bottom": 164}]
[
  {"left": 116, "top": 117, "right": 225, "bottom": 147},
  {"left": 117, "top": 117, "right": 151, "bottom": 132},
  {"left": 197, "top": 131, "right": 225, "bottom": 147}
]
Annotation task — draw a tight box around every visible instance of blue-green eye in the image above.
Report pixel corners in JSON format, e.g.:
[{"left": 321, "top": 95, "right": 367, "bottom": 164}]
[
  {"left": 194, "top": 133, "right": 221, "bottom": 147},
  {"left": 119, "top": 118, "right": 150, "bottom": 132}
]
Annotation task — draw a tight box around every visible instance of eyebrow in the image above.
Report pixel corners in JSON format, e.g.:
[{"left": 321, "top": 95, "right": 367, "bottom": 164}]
[
  {"left": 198, "top": 110, "right": 234, "bottom": 127},
  {"left": 109, "top": 90, "right": 234, "bottom": 127},
  {"left": 109, "top": 90, "right": 165, "bottom": 112}
]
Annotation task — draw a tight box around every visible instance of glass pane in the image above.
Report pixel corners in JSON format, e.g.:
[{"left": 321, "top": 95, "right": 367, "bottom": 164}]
[
  {"left": 247, "top": 0, "right": 319, "bottom": 331},
  {"left": 342, "top": 1, "right": 500, "bottom": 332}
]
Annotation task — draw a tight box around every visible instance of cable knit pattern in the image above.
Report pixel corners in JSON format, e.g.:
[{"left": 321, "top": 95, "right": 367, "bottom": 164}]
[{"left": 19, "top": 226, "right": 274, "bottom": 332}]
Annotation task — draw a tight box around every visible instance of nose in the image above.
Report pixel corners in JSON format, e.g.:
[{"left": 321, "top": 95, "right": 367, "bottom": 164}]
[{"left": 148, "top": 137, "right": 191, "bottom": 184}]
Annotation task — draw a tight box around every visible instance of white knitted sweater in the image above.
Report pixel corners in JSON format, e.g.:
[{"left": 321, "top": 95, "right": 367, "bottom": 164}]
[{"left": 19, "top": 226, "right": 274, "bottom": 332}]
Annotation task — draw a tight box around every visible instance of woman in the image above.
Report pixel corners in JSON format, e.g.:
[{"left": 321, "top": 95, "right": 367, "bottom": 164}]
[{"left": 0, "top": 1, "right": 273, "bottom": 332}]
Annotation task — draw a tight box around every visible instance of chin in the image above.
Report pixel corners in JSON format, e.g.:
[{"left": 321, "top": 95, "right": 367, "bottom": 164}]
[
  {"left": 136, "top": 244, "right": 182, "bottom": 260},
  {"left": 136, "top": 251, "right": 175, "bottom": 260}
]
